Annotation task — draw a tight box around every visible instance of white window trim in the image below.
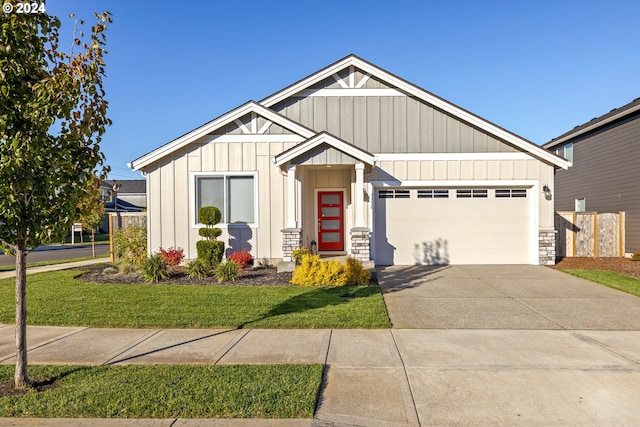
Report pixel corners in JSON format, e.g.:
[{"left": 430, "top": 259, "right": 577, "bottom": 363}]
[{"left": 190, "top": 171, "right": 259, "bottom": 228}]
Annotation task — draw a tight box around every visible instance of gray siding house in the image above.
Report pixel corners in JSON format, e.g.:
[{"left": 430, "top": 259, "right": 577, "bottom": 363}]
[
  {"left": 130, "top": 55, "right": 569, "bottom": 265},
  {"left": 544, "top": 98, "right": 640, "bottom": 254}
]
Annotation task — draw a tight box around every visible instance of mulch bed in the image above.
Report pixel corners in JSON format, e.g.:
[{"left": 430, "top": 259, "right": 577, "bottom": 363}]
[
  {"left": 549, "top": 257, "right": 640, "bottom": 279},
  {"left": 74, "top": 263, "right": 294, "bottom": 286}
]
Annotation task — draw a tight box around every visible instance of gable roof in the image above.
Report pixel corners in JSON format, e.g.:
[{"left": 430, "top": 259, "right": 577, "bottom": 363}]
[
  {"left": 129, "top": 55, "right": 571, "bottom": 172},
  {"left": 129, "top": 101, "right": 317, "bottom": 171},
  {"left": 273, "top": 131, "right": 375, "bottom": 168},
  {"left": 544, "top": 97, "right": 640, "bottom": 149},
  {"left": 261, "top": 54, "right": 570, "bottom": 170}
]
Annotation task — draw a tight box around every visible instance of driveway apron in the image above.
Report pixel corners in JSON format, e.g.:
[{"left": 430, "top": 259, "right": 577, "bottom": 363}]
[
  {"left": 370, "top": 264, "right": 640, "bottom": 426},
  {"left": 378, "top": 264, "right": 640, "bottom": 329}
]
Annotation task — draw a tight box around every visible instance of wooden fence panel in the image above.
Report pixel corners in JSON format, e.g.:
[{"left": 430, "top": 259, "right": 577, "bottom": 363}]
[
  {"left": 555, "top": 211, "right": 625, "bottom": 258},
  {"left": 597, "top": 213, "right": 619, "bottom": 257},
  {"left": 575, "top": 213, "right": 595, "bottom": 257}
]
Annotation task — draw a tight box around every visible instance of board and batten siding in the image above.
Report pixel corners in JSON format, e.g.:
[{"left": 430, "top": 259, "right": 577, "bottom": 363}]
[
  {"left": 145, "top": 136, "right": 295, "bottom": 260},
  {"left": 273, "top": 92, "right": 517, "bottom": 155},
  {"left": 553, "top": 112, "right": 640, "bottom": 252}
]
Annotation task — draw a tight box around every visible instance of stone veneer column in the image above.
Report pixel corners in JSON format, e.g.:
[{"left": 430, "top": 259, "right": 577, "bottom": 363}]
[
  {"left": 539, "top": 229, "right": 556, "bottom": 265},
  {"left": 281, "top": 228, "right": 302, "bottom": 262},
  {"left": 350, "top": 227, "right": 371, "bottom": 261}
]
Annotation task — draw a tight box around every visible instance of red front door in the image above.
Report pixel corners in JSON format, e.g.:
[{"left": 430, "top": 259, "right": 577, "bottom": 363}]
[{"left": 317, "top": 191, "right": 344, "bottom": 251}]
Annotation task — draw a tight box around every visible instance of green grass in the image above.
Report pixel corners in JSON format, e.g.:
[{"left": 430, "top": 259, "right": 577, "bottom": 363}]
[
  {"left": 0, "top": 254, "right": 109, "bottom": 272},
  {"left": 0, "top": 270, "right": 390, "bottom": 328},
  {"left": 563, "top": 269, "right": 640, "bottom": 297},
  {"left": 0, "top": 364, "right": 323, "bottom": 418},
  {"left": 58, "top": 234, "right": 111, "bottom": 244}
]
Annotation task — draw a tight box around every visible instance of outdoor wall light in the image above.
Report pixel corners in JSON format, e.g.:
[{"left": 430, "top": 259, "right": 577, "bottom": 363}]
[{"left": 543, "top": 184, "right": 552, "bottom": 201}]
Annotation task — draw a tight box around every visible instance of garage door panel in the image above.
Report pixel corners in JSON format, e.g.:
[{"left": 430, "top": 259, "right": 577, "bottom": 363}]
[{"left": 375, "top": 188, "right": 531, "bottom": 265}]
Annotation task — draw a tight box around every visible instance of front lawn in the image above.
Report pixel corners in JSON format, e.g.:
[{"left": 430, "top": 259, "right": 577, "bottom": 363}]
[
  {"left": 563, "top": 269, "right": 640, "bottom": 297},
  {"left": 0, "top": 270, "right": 390, "bottom": 328},
  {"left": 0, "top": 364, "right": 322, "bottom": 418}
]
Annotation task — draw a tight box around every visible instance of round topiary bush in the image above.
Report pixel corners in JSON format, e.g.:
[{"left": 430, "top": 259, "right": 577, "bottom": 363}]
[{"left": 199, "top": 206, "right": 221, "bottom": 227}]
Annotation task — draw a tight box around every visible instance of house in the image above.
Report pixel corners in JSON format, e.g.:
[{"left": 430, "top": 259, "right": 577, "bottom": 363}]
[
  {"left": 543, "top": 97, "right": 640, "bottom": 254},
  {"left": 129, "top": 55, "right": 569, "bottom": 266},
  {"left": 102, "top": 180, "right": 147, "bottom": 213}
]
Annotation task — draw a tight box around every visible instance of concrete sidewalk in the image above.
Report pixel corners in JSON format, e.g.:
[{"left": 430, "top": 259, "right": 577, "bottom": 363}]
[
  {"left": 1, "top": 325, "right": 640, "bottom": 426},
  {"left": 2, "top": 264, "right": 640, "bottom": 425},
  {"left": 0, "top": 258, "right": 107, "bottom": 280}
]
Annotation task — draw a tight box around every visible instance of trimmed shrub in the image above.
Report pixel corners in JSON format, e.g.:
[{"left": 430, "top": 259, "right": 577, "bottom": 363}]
[
  {"left": 291, "top": 246, "right": 311, "bottom": 264},
  {"left": 142, "top": 254, "right": 169, "bottom": 283},
  {"left": 198, "top": 206, "right": 221, "bottom": 226},
  {"left": 342, "top": 257, "right": 371, "bottom": 285},
  {"left": 198, "top": 228, "right": 222, "bottom": 240},
  {"left": 291, "top": 255, "right": 371, "bottom": 286},
  {"left": 196, "top": 240, "right": 225, "bottom": 267},
  {"left": 185, "top": 258, "right": 211, "bottom": 279},
  {"left": 228, "top": 249, "right": 253, "bottom": 268},
  {"left": 215, "top": 259, "right": 239, "bottom": 283},
  {"left": 113, "top": 225, "right": 147, "bottom": 266},
  {"left": 197, "top": 205, "right": 224, "bottom": 266},
  {"left": 632, "top": 252, "right": 640, "bottom": 261},
  {"left": 158, "top": 247, "right": 184, "bottom": 267}
]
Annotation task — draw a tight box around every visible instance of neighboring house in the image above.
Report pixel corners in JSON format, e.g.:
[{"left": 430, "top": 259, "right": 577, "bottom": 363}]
[
  {"left": 102, "top": 180, "right": 147, "bottom": 213},
  {"left": 544, "top": 97, "right": 640, "bottom": 254},
  {"left": 129, "top": 55, "right": 569, "bottom": 265}
]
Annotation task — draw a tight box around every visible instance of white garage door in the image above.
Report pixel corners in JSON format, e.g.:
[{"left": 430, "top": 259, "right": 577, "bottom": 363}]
[{"left": 374, "top": 187, "right": 531, "bottom": 265}]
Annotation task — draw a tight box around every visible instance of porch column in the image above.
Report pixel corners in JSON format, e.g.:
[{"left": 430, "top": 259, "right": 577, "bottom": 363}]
[
  {"left": 286, "top": 164, "right": 297, "bottom": 228},
  {"left": 355, "top": 162, "right": 365, "bottom": 227},
  {"left": 351, "top": 162, "right": 370, "bottom": 261}
]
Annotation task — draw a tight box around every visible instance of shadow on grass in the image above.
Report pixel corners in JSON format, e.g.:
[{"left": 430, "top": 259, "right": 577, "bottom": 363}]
[
  {"left": 239, "top": 285, "right": 381, "bottom": 329},
  {"left": 0, "top": 366, "right": 91, "bottom": 397},
  {"left": 106, "top": 286, "right": 381, "bottom": 364}
]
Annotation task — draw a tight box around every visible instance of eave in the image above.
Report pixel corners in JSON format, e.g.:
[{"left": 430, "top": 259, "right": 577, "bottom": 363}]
[{"left": 129, "top": 101, "right": 316, "bottom": 172}]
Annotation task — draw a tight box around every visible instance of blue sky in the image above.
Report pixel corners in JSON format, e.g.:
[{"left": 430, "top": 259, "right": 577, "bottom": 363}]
[{"left": 46, "top": 0, "right": 639, "bottom": 180}]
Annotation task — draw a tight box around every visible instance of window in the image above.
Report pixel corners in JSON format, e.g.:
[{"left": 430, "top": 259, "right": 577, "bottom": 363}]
[
  {"left": 417, "top": 189, "right": 449, "bottom": 198},
  {"left": 456, "top": 189, "right": 488, "bottom": 198},
  {"left": 556, "top": 143, "right": 573, "bottom": 162},
  {"left": 575, "top": 198, "right": 585, "bottom": 212},
  {"left": 195, "top": 174, "right": 256, "bottom": 224},
  {"left": 495, "top": 189, "right": 527, "bottom": 198},
  {"left": 378, "top": 189, "right": 410, "bottom": 199}
]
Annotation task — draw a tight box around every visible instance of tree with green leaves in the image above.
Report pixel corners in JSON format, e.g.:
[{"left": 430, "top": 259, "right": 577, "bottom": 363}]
[
  {"left": 77, "top": 176, "right": 107, "bottom": 257},
  {"left": 0, "top": 7, "right": 111, "bottom": 388}
]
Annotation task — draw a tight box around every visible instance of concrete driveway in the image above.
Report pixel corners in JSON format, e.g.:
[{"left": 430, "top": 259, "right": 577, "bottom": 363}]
[
  {"left": 352, "top": 265, "right": 640, "bottom": 426},
  {"left": 379, "top": 264, "right": 640, "bottom": 329}
]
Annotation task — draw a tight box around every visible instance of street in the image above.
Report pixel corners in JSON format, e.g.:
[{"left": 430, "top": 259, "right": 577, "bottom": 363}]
[{"left": 0, "top": 244, "right": 110, "bottom": 267}]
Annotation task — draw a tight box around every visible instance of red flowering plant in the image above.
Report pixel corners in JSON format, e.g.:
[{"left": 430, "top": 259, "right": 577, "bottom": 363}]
[
  {"left": 158, "top": 247, "right": 185, "bottom": 268},
  {"left": 228, "top": 249, "right": 253, "bottom": 268}
]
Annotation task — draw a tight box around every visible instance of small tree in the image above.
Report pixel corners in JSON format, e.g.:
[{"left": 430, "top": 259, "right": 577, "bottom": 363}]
[
  {"left": 0, "top": 8, "right": 111, "bottom": 388},
  {"left": 77, "top": 177, "right": 106, "bottom": 257},
  {"left": 196, "top": 206, "right": 224, "bottom": 266}
]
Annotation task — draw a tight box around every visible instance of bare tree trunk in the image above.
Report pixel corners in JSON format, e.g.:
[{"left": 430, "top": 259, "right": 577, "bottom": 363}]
[
  {"left": 91, "top": 229, "right": 96, "bottom": 258},
  {"left": 14, "top": 243, "right": 28, "bottom": 389}
]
